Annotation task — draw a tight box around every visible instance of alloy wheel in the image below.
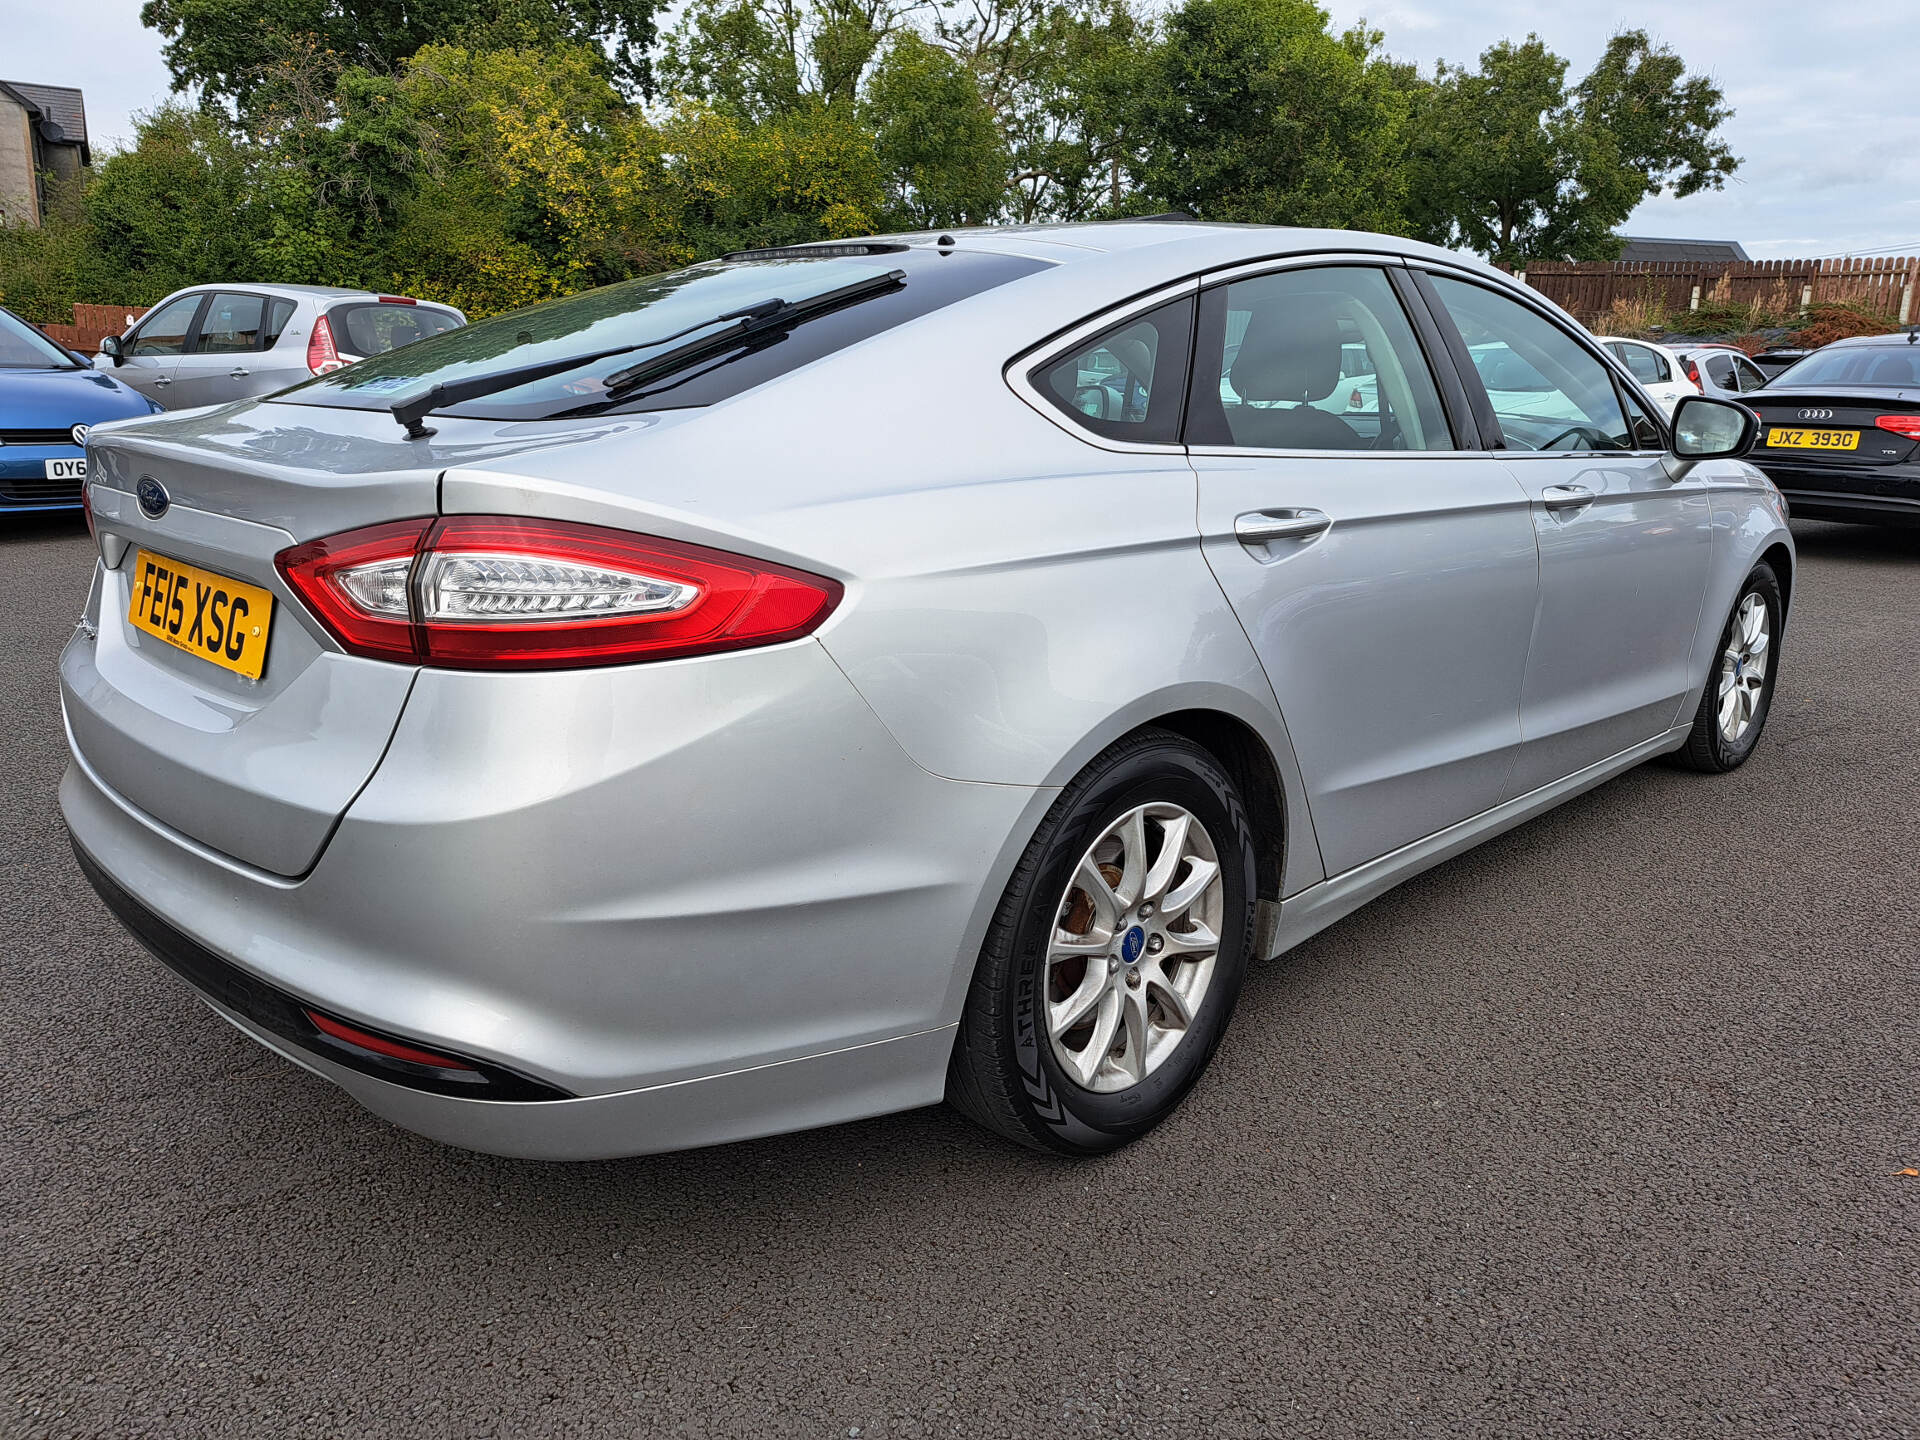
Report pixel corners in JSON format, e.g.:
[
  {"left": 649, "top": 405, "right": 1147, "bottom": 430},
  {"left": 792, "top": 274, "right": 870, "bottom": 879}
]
[
  {"left": 1044, "top": 803, "right": 1225, "bottom": 1093},
  {"left": 1717, "top": 592, "right": 1771, "bottom": 742}
]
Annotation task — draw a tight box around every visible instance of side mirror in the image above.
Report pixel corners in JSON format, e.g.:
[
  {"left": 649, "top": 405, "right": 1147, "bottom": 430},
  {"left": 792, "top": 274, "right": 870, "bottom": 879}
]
[
  {"left": 98, "top": 334, "right": 124, "bottom": 365},
  {"left": 1666, "top": 394, "right": 1756, "bottom": 477}
]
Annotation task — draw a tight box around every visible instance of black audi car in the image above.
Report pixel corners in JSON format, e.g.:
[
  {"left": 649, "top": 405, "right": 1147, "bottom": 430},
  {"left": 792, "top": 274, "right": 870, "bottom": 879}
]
[{"left": 1745, "top": 332, "right": 1920, "bottom": 526}]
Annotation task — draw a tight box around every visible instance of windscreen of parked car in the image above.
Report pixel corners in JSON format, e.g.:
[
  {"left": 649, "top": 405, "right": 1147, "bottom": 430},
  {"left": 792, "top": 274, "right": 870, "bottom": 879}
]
[
  {"left": 0, "top": 307, "right": 82, "bottom": 368},
  {"left": 1770, "top": 344, "right": 1920, "bottom": 389},
  {"left": 279, "top": 248, "right": 1051, "bottom": 420},
  {"left": 329, "top": 302, "right": 464, "bottom": 357}
]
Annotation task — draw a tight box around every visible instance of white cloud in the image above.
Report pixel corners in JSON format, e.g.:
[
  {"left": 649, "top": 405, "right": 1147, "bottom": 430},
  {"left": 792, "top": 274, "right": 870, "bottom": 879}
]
[{"left": 1325, "top": 0, "right": 1920, "bottom": 257}]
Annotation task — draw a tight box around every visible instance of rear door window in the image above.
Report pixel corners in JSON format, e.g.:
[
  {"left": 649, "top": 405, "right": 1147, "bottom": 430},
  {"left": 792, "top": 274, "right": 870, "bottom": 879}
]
[
  {"left": 1704, "top": 354, "right": 1737, "bottom": 390},
  {"left": 1187, "top": 265, "right": 1453, "bottom": 451},
  {"left": 329, "top": 303, "right": 464, "bottom": 357},
  {"left": 1616, "top": 343, "right": 1667, "bottom": 384},
  {"left": 192, "top": 293, "right": 268, "bottom": 354},
  {"left": 1035, "top": 298, "right": 1193, "bottom": 445}
]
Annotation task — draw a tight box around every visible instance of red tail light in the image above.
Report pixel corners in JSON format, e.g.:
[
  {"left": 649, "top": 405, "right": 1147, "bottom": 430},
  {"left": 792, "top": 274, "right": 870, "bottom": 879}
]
[
  {"left": 80, "top": 478, "right": 96, "bottom": 539},
  {"left": 277, "top": 516, "right": 842, "bottom": 670},
  {"left": 1683, "top": 359, "right": 1702, "bottom": 386},
  {"left": 306, "top": 313, "right": 344, "bottom": 374},
  {"left": 376, "top": 295, "right": 418, "bottom": 305},
  {"left": 1874, "top": 415, "right": 1920, "bottom": 439}
]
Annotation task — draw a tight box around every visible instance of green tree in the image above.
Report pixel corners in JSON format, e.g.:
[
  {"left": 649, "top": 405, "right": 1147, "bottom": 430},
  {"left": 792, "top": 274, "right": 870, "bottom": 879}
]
[
  {"left": 660, "top": 0, "right": 926, "bottom": 119},
  {"left": 139, "top": 0, "right": 662, "bottom": 109},
  {"left": 947, "top": 0, "right": 1147, "bottom": 221},
  {"left": 863, "top": 31, "right": 1007, "bottom": 227},
  {"left": 1409, "top": 29, "right": 1736, "bottom": 264},
  {"left": 84, "top": 104, "right": 264, "bottom": 294},
  {"left": 1126, "top": 0, "right": 1415, "bottom": 230}
]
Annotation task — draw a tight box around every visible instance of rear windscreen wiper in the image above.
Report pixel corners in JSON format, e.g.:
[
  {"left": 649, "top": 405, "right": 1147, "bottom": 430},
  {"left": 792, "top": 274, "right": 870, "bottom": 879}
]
[
  {"left": 552, "top": 269, "right": 908, "bottom": 418},
  {"left": 389, "top": 269, "right": 906, "bottom": 438}
]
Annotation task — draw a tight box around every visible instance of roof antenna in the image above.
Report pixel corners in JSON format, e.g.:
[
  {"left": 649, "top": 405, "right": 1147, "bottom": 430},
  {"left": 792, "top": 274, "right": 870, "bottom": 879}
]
[{"left": 936, "top": 234, "right": 955, "bottom": 249}]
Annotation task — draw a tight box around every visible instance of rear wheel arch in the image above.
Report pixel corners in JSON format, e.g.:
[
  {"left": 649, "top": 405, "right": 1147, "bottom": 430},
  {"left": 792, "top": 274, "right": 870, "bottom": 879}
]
[{"left": 1142, "top": 709, "right": 1286, "bottom": 907}]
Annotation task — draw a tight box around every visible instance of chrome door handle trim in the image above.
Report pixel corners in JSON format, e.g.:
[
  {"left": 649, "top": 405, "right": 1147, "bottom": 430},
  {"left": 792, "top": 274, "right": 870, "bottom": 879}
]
[
  {"left": 1235, "top": 509, "right": 1332, "bottom": 545},
  {"left": 228, "top": 368, "right": 250, "bottom": 378},
  {"left": 1540, "top": 484, "right": 1595, "bottom": 510},
  {"left": 151, "top": 376, "right": 172, "bottom": 386}
]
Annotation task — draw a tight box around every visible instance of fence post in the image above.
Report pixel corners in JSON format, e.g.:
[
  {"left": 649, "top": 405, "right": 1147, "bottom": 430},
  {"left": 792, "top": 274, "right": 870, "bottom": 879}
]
[
  {"left": 1904, "top": 260, "right": 1918, "bottom": 325},
  {"left": 1689, "top": 284, "right": 1701, "bottom": 311}
]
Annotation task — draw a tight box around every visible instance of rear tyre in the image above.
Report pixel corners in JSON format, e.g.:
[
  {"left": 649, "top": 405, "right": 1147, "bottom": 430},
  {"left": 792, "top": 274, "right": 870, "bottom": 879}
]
[
  {"left": 1675, "top": 561, "right": 1783, "bottom": 773},
  {"left": 946, "top": 729, "right": 1259, "bottom": 1156}
]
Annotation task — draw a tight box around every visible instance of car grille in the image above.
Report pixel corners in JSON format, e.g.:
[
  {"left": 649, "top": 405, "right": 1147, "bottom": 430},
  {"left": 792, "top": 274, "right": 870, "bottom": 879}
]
[
  {"left": 0, "top": 474, "right": 83, "bottom": 502},
  {"left": 0, "top": 428, "right": 76, "bottom": 446}
]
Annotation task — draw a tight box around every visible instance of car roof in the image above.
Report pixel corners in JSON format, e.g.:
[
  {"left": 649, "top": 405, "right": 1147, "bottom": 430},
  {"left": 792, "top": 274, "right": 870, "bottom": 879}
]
[
  {"left": 847, "top": 219, "right": 1513, "bottom": 278},
  {"left": 161, "top": 282, "right": 458, "bottom": 307},
  {"left": 1819, "top": 332, "right": 1920, "bottom": 349}
]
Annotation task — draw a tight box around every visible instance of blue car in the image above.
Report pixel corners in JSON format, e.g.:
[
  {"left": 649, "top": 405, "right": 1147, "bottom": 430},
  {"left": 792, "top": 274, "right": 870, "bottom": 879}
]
[{"left": 2, "top": 305, "right": 161, "bottom": 515}]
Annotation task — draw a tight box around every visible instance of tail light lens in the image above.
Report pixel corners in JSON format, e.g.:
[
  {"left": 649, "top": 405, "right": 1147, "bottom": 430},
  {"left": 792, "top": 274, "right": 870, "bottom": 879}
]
[
  {"left": 277, "top": 516, "right": 842, "bottom": 670},
  {"left": 1874, "top": 415, "right": 1920, "bottom": 439},
  {"left": 1683, "top": 359, "right": 1702, "bottom": 386},
  {"left": 80, "top": 477, "right": 96, "bottom": 539},
  {"left": 306, "top": 313, "right": 344, "bottom": 374}
]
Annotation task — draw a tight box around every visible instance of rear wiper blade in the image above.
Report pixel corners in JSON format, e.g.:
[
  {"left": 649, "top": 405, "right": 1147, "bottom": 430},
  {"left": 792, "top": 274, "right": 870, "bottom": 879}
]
[
  {"left": 556, "top": 269, "right": 908, "bottom": 417},
  {"left": 388, "top": 304, "right": 783, "bottom": 439},
  {"left": 390, "top": 269, "right": 906, "bottom": 437}
]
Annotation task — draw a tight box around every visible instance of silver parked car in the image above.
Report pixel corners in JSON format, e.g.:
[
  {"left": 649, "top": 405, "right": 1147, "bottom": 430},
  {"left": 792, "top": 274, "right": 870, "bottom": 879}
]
[
  {"left": 94, "top": 283, "right": 464, "bottom": 409},
  {"left": 1669, "top": 344, "right": 1772, "bottom": 401},
  {"left": 63, "top": 223, "right": 1792, "bottom": 1160}
]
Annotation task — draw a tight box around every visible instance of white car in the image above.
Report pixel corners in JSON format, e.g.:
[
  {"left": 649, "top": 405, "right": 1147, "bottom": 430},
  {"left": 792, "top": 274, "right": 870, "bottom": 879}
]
[
  {"left": 1597, "top": 336, "right": 1699, "bottom": 415},
  {"left": 1669, "top": 345, "right": 1771, "bottom": 401}
]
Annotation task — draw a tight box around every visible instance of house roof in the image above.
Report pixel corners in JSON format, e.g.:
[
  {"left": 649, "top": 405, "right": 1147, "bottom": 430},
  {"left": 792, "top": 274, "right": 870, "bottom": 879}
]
[
  {"left": 0, "top": 81, "right": 88, "bottom": 162},
  {"left": 1616, "top": 236, "right": 1750, "bottom": 264}
]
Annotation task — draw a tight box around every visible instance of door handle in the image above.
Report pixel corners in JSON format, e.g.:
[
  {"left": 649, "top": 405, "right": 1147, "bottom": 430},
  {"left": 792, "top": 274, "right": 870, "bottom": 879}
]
[
  {"left": 228, "top": 367, "right": 250, "bottom": 379},
  {"left": 1540, "top": 484, "right": 1596, "bottom": 511},
  {"left": 151, "top": 375, "right": 172, "bottom": 387},
  {"left": 1235, "top": 509, "right": 1332, "bottom": 546}
]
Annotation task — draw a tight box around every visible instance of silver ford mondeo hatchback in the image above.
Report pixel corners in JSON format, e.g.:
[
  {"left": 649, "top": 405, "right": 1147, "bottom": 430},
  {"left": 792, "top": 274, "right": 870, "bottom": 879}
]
[{"left": 63, "top": 222, "right": 1793, "bottom": 1159}]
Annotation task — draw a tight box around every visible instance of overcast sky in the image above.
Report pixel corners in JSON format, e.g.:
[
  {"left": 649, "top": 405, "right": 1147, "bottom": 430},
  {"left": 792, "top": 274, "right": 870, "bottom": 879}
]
[{"left": 5, "top": 0, "right": 1917, "bottom": 258}]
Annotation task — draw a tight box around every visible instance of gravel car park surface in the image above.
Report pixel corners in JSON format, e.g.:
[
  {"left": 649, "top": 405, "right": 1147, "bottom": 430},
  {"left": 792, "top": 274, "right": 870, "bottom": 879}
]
[{"left": 4, "top": 516, "right": 1917, "bottom": 1440}]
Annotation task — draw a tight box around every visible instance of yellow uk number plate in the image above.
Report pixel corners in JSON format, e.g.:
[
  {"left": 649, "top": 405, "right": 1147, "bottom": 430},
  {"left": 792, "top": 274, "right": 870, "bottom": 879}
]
[
  {"left": 127, "top": 550, "right": 275, "bottom": 680},
  {"left": 1767, "top": 427, "right": 1859, "bottom": 452}
]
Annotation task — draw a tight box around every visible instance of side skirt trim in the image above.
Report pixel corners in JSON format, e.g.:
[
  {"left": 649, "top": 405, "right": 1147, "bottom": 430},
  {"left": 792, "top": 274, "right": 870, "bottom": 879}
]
[{"left": 1268, "top": 724, "right": 1691, "bottom": 959}]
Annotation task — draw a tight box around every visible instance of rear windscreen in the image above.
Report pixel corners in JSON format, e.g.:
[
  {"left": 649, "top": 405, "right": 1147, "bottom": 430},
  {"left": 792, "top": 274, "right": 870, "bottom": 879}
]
[
  {"left": 1774, "top": 345, "right": 1920, "bottom": 388},
  {"left": 278, "top": 248, "right": 1051, "bottom": 420},
  {"left": 329, "top": 303, "right": 464, "bottom": 357}
]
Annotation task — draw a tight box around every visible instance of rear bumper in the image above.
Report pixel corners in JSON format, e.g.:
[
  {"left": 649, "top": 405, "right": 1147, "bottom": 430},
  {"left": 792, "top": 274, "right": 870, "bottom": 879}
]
[
  {"left": 60, "top": 639, "right": 1047, "bottom": 1156},
  {"left": 1752, "top": 459, "right": 1920, "bottom": 526},
  {"left": 1768, "top": 487, "right": 1920, "bottom": 527}
]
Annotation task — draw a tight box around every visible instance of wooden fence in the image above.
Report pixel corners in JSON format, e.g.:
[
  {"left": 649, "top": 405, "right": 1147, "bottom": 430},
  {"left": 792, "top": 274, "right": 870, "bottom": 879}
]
[
  {"left": 38, "top": 302, "right": 148, "bottom": 355},
  {"left": 1522, "top": 256, "right": 1920, "bottom": 328}
]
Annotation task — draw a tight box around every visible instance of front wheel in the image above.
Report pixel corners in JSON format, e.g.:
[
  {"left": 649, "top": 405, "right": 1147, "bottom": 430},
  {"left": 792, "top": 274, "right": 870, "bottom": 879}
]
[
  {"left": 1676, "top": 561, "right": 1783, "bottom": 772},
  {"left": 946, "top": 730, "right": 1259, "bottom": 1155}
]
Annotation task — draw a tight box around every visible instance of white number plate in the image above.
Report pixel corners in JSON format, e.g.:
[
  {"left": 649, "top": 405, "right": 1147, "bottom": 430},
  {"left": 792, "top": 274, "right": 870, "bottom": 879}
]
[{"left": 46, "top": 457, "right": 85, "bottom": 480}]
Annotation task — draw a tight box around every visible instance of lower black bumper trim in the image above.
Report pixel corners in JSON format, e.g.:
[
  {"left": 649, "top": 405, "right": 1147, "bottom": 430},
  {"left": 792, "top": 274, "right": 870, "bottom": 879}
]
[{"left": 70, "top": 839, "right": 574, "bottom": 1102}]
